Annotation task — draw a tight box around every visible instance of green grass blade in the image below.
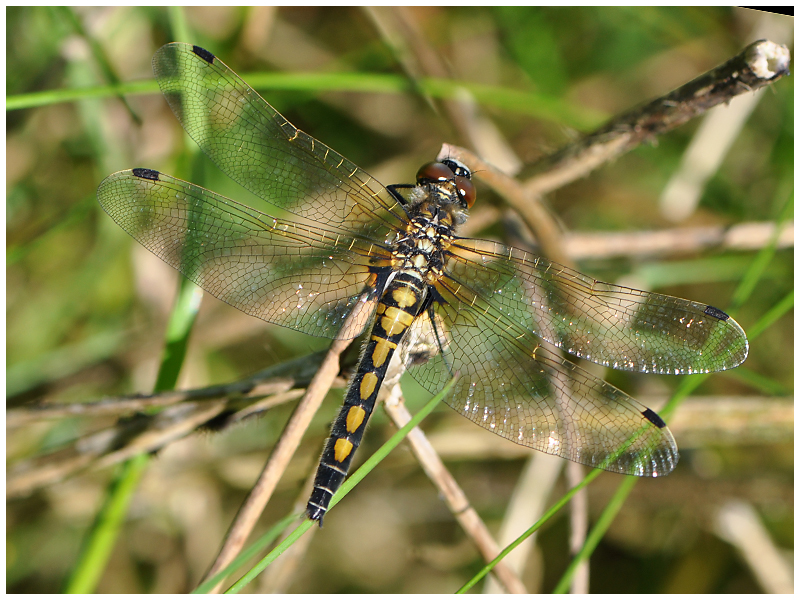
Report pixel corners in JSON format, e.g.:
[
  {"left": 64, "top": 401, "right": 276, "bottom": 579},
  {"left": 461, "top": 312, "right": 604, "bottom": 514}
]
[
  {"left": 65, "top": 276, "right": 203, "bottom": 591},
  {"left": 63, "top": 453, "right": 150, "bottom": 593},
  {"left": 725, "top": 365, "right": 792, "bottom": 396},
  {"left": 746, "top": 290, "right": 793, "bottom": 340},
  {"left": 56, "top": 6, "right": 141, "bottom": 124},
  {"left": 552, "top": 476, "right": 637, "bottom": 594},
  {"left": 456, "top": 468, "right": 604, "bottom": 593},
  {"left": 549, "top": 190, "right": 793, "bottom": 593},
  {"left": 167, "top": 6, "right": 191, "bottom": 44},
  {"left": 192, "top": 513, "right": 300, "bottom": 594},
  {"left": 153, "top": 278, "right": 204, "bottom": 393},
  {"left": 554, "top": 286, "right": 793, "bottom": 594},
  {"left": 7, "top": 71, "right": 601, "bottom": 129},
  {"left": 730, "top": 192, "right": 793, "bottom": 312},
  {"left": 6, "top": 79, "right": 157, "bottom": 110}
]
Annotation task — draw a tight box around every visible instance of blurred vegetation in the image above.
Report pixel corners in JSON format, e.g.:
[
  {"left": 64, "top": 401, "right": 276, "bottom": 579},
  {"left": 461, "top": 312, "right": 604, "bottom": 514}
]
[{"left": 7, "top": 6, "right": 793, "bottom": 593}]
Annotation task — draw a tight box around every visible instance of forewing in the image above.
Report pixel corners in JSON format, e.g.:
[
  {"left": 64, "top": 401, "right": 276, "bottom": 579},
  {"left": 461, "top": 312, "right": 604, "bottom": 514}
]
[
  {"left": 445, "top": 238, "right": 748, "bottom": 374},
  {"left": 97, "top": 169, "right": 386, "bottom": 340},
  {"left": 152, "top": 43, "right": 408, "bottom": 241},
  {"left": 405, "top": 282, "right": 679, "bottom": 477}
]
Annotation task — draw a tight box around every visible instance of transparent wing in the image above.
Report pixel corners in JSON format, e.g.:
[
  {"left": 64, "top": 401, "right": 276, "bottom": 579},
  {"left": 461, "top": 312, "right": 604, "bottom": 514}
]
[
  {"left": 404, "top": 282, "right": 679, "bottom": 477},
  {"left": 97, "top": 169, "right": 390, "bottom": 340},
  {"left": 444, "top": 238, "right": 748, "bottom": 374},
  {"left": 152, "top": 43, "right": 409, "bottom": 241}
]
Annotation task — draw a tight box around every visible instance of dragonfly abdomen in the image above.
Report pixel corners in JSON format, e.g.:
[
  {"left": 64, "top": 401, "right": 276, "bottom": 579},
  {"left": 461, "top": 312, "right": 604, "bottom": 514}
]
[{"left": 306, "top": 273, "right": 428, "bottom": 525}]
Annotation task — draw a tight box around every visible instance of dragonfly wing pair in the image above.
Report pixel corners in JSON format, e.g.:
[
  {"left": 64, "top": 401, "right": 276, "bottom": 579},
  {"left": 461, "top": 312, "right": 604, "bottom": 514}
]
[
  {"left": 98, "top": 44, "right": 749, "bottom": 506},
  {"left": 411, "top": 238, "right": 747, "bottom": 476}
]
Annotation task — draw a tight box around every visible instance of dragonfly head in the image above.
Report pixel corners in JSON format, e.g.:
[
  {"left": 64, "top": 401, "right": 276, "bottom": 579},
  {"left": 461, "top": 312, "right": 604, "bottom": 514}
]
[{"left": 416, "top": 159, "right": 476, "bottom": 210}]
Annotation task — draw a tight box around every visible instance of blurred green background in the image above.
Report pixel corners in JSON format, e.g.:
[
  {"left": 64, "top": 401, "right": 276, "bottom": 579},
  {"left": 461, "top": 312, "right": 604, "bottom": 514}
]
[{"left": 7, "top": 6, "right": 793, "bottom": 593}]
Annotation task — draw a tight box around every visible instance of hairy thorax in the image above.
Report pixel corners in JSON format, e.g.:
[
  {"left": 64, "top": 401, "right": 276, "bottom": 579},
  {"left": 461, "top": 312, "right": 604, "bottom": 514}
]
[{"left": 390, "top": 198, "right": 464, "bottom": 286}]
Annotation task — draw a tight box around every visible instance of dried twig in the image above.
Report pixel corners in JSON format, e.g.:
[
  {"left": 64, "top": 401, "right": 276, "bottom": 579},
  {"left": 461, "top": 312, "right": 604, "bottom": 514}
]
[
  {"left": 713, "top": 500, "right": 793, "bottom": 593},
  {"left": 566, "top": 461, "right": 589, "bottom": 593},
  {"left": 382, "top": 384, "right": 527, "bottom": 594},
  {"left": 364, "top": 7, "right": 522, "bottom": 174},
  {"left": 460, "top": 208, "right": 793, "bottom": 261},
  {"left": 483, "top": 454, "right": 563, "bottom": 594},
  {"left": 201, "top": 296, "right": 370, "bottom": 590},
  {"left": 6, "top": 352, "right": 336, "bottom": 498},
  {"left": 256, "top": 470, "right": 318, "bottom": 593},
  {"left": 522, "top": 40, "right": 791, "bottom": 197},
  {"left": 441, "top": 40, "right": 791, "bottom": 267},
  {"left": 439, "top": 144, "right": 571, "bottom": 267},
  {"left": 200, "top": 297, "right": 376, "bottom": 590},
  {"left": 562, "top": 221, "right": 794, "bottom": 261},
  {"left": 7, "top": 352, "right": 326, "bottom": 427},
  {"left": 7, "top": 388, "right": 307, "bottom": 499}
]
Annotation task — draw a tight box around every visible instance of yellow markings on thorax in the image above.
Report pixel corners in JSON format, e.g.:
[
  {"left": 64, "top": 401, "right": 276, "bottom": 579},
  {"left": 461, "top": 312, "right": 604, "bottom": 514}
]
[
  {"left": 334, "top": 438, "right": 354, "bottom": 463},
  {"left": 416, "top": 238, "right": 434, "bottom": 253},
  {"left": 359, "top": 372, "right": 379, "bottom": 400},
  {"left": 346, "top": 405, "right": 367, "bottom": 433},
  {"left": 413, "top": 254, "right": 428, "bottom": 269},
  {"left": 370, "top": 335, "right": 397, "bottom": 368}
]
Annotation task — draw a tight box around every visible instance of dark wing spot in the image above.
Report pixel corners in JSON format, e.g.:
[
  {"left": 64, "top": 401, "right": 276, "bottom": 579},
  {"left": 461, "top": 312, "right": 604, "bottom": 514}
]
[
  {"left": 704, "top": 305, "right": 730, "bottom": 321},
  {"left": 642, "top": 408, "right": 667, "bottom": 429},
  {"left": 132, "top": 168, "right": 160, "bottom": 181},
  {"left": 192, "top": 45, "right": 215, "bottom": 64}
]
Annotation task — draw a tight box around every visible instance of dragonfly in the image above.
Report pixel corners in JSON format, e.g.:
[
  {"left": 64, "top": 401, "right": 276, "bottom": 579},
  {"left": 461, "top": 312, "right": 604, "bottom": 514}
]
[{"left": 97, "top": 43, "right": 749, "bottom": 525}]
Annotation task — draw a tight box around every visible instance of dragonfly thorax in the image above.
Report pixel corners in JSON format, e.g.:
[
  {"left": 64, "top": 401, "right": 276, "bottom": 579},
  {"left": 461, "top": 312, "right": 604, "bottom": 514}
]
[{"left": 391, "top": 201, "right": 459, "bottom": 285}]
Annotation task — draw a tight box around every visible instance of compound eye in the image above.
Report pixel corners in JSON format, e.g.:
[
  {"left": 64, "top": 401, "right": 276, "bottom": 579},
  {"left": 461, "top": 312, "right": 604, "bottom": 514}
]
[
  {"left": 442, "top": 159, "right": 471, "bottom": 179},
  {"left": 455, "top": 176, "right": 476, "bottom": 208},
  {"left": 417, "top": 162, "right": 452, "bottom": 184}
]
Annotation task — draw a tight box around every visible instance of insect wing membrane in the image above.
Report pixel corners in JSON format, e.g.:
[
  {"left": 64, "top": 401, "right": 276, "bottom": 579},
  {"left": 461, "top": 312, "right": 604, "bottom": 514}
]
[
  {"left": 152, "top": 43, "right": 408, "bottom": 242},
  {"left": 97, "top": 169, "right": 382, "bottom": 340},
  {"left": 405, "top": 280, "right": 679, "bottom": 477},
  {"left": 446, "top": 238, "right": 748, "bottom": 375}
]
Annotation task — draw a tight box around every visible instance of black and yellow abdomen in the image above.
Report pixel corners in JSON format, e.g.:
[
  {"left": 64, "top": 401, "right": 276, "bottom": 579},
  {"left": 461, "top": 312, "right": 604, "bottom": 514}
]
[{"left": 306, "top": 272, "right": 427, "bottom": 524}]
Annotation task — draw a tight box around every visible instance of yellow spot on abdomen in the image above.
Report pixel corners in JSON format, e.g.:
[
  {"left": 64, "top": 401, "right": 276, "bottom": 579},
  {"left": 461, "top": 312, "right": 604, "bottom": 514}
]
[
  {"left": 380, "top": 305, "right": 415, "bottom": 336},
  {"left": 334, "top": 438, "right": 354, "bottom": 463},
  {"left": 346, "top": 405, "right": 367, "bottom": 433},
  {"left": 380, "top": 317, "right": 406, "bottom": 337},
  {"left": 392, "top": 287, "right": 417, "bottom": 308},
  {"left": 370, "top": 335, "right": 397, "bottom": 368},
  {"left": 360, "top": 372, "right": 379, "bottom": 399}
]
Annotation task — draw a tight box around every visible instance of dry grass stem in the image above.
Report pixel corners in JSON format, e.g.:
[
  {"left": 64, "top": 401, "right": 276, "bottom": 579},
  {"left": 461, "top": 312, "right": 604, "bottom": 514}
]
[{"left": 382, "top": 383, "right": 528, "bottom": 594}]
